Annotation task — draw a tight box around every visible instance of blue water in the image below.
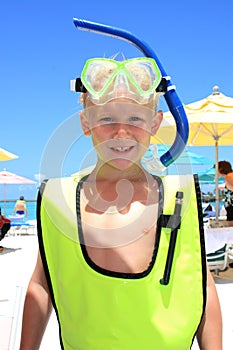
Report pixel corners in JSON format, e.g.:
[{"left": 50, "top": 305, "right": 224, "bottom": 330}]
[
  {"left": 0, "top": 200, "right": 224, "bottom": 222},
  {"left": 0, "top": 201, "right": 37, "bottom": 221},
  {"left": 208, "top": 201, "right": 226, "bottom": 209}
]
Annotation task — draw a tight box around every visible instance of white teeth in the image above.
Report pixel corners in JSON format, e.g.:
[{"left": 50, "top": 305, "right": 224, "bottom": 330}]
[{"left": 112, "top": 146, "right": 132, "bottom": 152}]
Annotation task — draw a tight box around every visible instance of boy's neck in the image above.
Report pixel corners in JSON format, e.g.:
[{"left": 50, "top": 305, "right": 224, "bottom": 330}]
[
  {"left": 89, "top": 162, "right": 149, "bottom": 183},
  {"left": 82, "top": 162, "right": 159, "bottom": 214}
]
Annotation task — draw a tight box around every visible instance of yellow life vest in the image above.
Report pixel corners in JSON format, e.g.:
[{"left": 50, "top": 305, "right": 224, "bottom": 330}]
[{"left": 38, "top": 174, "right": 206, "bottom": 350}]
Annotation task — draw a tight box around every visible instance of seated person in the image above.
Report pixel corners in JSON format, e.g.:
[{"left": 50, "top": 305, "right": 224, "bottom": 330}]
[{"left": 0, "top": 208, "right": 11, "bottom": 251}]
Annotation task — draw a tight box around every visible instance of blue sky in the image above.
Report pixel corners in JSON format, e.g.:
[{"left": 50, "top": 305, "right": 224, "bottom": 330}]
[{"left": 0, "top": 0, "right": 233, "bottom": 200}]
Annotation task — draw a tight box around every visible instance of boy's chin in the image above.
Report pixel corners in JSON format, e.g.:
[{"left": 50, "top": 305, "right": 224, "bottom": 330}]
[{"left": 107, "top": 158, "right": 141, "bottom": 172}]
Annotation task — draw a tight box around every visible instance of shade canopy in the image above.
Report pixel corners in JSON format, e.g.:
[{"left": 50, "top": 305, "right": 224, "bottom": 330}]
[
  {"left": 141, "top": 144, "right": 213, "bottom": 175},
  {"left": 157, "top": 145, "right": 213, "bottom": 165},
  {"left": 198, "top": 167, "right": 224, "bottom": 185},
  {"left": 152, "top": 86, "right": 233, "bottom": 146},
  {"left": 0, "top": 148, "right": 18, "bottom": 161},
  {"left": 152, "top": 86, "right": 233, "bottom": 219},
  {"left": 0, "top": 170, "right": 36, "bottom": 185}
]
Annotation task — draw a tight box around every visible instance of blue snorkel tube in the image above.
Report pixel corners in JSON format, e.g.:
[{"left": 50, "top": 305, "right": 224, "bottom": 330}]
[{"left": 73, "top": 18, "right": 189, "bottom": 167}]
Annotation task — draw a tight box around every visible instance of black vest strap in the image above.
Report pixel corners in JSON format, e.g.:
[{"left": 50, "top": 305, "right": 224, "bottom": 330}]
[{"left": 159, "top": 214, "right": 181, "bottom": 230}]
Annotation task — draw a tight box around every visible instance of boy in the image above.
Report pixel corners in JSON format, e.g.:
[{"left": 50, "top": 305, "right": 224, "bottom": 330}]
[{"left": 20, "top": 57, "right": 222, "bottom": 349}]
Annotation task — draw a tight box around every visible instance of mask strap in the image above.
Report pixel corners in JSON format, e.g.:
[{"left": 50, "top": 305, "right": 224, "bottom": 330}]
[{"left": 70, "top": 78, "right": 87, "bottom": 93}]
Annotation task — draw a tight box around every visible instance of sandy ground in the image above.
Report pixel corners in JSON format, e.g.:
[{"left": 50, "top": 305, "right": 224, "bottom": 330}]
[{"left": 0, "top": 233, "right": 233, "bottom": 349}]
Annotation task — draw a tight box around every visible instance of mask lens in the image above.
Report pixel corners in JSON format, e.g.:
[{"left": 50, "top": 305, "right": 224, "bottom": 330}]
[
  {"left": 125, "top": 59, "right": 161, "bottom": 94},
  {"left": 82, "top": 59, "right": 118, "bottom": 94}
]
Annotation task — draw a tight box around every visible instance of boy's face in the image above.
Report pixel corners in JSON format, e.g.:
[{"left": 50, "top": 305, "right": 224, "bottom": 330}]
[{"left": 80, "top": 99, "right": 162, "bottom": 170}]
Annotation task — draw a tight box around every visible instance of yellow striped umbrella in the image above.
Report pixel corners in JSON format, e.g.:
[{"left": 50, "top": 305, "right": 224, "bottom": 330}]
[
  {"left": 0, "top": 148, "right": 18, "bottom": 161},
  {"left": 152, "top": 86, "right": 233, "bottom": 219}
]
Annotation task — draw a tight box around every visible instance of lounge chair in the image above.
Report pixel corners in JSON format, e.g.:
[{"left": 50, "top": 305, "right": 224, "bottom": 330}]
[
  {"left": 8, "top": 214, "right": 25, "bottom": 224},
  {"left": 207, "top": 244, "right": 232, "bottom": 275},
  {"left": 8, "top": 215, "right": 36, "bottom": 236}
]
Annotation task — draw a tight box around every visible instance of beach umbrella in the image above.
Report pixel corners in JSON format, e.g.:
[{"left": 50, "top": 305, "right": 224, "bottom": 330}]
[
  {"left": 142, "top": 144, "right": 213, "bottom": 174},
  {"left": 157, "top": 145, "right": 213, "bottom": 165},
  {"left": 0, "top": 148, "right": 18, "bottom": 161},
  {"left": 0, "top": 170, "right": 36, "bottom": 214},
  {"left": 198, "top": 167, "right": 225, "bottom": 185},
  {"left": 152, "top": 86, "right": 233, "bottom": 219}
]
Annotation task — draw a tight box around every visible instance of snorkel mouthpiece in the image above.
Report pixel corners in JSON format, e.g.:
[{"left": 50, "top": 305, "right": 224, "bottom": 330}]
[{"left": 73, "top": 18, "right": 189, "bottom": 167}]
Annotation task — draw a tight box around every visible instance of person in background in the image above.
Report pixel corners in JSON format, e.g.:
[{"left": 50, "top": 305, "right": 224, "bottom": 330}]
[
  {"left": 0, "top": 207, "right": 11, "bottom": 252},
  {"left": 217, "top": 161, "right": 233, "bottom": 223},
  {"left": 12, "top": 195, "right": 28, "bottom": 218}
]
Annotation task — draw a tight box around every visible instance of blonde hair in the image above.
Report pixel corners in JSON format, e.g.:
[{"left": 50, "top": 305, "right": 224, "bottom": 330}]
[{"left": 79, "top": 92, "right": 88, "bottom": 107}]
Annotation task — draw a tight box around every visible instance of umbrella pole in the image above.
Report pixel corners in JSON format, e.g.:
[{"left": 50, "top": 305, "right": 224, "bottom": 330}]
[
  {"left": 215, "top": 141, "right": 219, "bottom": 223},
  {"left": 4, "top": 183, "right": 6, "bottom": 216}
]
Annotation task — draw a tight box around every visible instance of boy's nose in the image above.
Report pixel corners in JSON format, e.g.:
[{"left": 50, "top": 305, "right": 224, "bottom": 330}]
[{"left": 113, "top": 124, "right": 130, "bottom": 138}]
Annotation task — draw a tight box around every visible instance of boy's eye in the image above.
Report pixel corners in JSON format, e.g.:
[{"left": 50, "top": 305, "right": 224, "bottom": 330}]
[
  {"left": 128, "top": 116, "right": 145, "bottom": 124},
  {"left": 129, "top": 116, "right": 141, "bottom": 122},
  {"left": 99, "top": 116, "right": 113, "bottom": 123}
]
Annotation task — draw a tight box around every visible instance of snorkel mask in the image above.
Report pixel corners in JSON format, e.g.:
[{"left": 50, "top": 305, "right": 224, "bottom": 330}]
[
  {"left": 71, "top": 18, "right": 189, "bottom": 168},
  {"left": 77, "top": 57, "right": 165, "bottom": 105}
]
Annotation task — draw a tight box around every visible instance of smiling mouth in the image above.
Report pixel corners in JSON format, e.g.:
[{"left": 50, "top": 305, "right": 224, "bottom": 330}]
[{"left": 110, "top": 146, "right": 134, "bottom": 153}]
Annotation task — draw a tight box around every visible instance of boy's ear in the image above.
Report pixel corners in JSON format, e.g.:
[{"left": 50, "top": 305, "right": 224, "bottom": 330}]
[
  {"left": 80, "top": 110, "right": 91, "bottom": 136},
  {"left": 151, "top": 110, "right": 163, "bottom": 135}
]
